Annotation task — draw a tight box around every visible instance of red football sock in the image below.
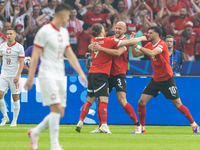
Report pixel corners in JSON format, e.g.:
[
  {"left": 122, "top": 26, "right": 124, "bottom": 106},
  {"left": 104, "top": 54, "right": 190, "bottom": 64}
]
[
  {"left": 97, "top": 105, "right": 101, "bottom": 125},
  {"left": 178, "top": 104, "right": 194, "bottom": 124},
  {"left": 79, "top": 101, "right": 92, "bottom": 121},
  {"left": 123, "top": 103, "right": 138, "bottom": 124},
  {"left": 138, "top": 104, "right": 146, "bottom": 126},
  {"left": 99, "top": 102, "right": 108, "bottom": 124}
]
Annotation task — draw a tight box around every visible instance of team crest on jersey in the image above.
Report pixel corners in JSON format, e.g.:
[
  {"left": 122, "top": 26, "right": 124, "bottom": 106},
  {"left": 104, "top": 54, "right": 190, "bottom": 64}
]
[
  {"left": 6, "top": 48, "right": 11, "bottom": 54},
  {"left": 58, "top": 34, "right": 63, "bottom": 43}
]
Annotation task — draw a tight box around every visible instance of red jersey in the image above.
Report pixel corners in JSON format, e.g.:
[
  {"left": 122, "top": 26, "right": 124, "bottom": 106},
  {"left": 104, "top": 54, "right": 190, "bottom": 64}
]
[
  {"left": 174, "top": 16, "right": 194, "bottom": 31},
  {"left": 144, "top": 40, "right": 173, "bottom": 82},
  {"left": 76, "top": 31, "right": 93, "bottom": 55},
  {"left": 85, "top": 12, "right": 109, "bottom": 25},
  {"left": 184, "top": 32, "right": 196, "bottom": 57},
  {"left": 110, "top": 35, "right": 129, "bottom": 76},
  {"left": 193, "top": 28, "right": 200, "bottom": 55},
  {"left": 166, "top": 4, "right": 182, "bottom": 23},
  {"left": 89, "top": 37, "right": 121, "bottom": 76}
]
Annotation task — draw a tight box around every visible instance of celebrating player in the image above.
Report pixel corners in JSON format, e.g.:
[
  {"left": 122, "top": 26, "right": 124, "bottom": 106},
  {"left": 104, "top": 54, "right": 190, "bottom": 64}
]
[
  {"left": 0, "top": 28, "right": 24, "bottom": 127},
  {"left": 130, "top": 26, "right": 199, "bottom": 134},
  {"left": 89, "top": 22, "right": 141, "bottom": 133},
  {"left": 24, "top": 4, "right": 87, "bottom": 150},
  {"left": 75, "top": 23, "right": 146, "bottom": 133}
]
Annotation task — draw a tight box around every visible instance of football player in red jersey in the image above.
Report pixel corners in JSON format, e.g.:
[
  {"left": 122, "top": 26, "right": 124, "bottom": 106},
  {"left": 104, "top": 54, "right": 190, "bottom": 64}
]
[
  {"left": 75, "top": 23, "right": 147, "bottom": 133},
  {"left": 89, "top": 22, "right": 142, "bottom": 133},
  {"left": 130, "top": 26, "right": 199, "bottom": 134}
]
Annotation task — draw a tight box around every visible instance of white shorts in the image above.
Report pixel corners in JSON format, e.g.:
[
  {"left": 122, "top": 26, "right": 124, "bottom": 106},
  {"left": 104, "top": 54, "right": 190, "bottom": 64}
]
[
  {"left": 39, "top": 78, "right": 66, "bottom": 107},
  {"left": 0, "top": 77, "right": 21, "bottom": 94}
]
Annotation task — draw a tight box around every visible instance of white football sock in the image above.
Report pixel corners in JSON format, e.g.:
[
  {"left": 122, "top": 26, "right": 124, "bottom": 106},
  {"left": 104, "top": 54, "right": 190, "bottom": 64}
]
[
  {"left": 33, "top": 114, "right": 50, "bottom": 136},
  {"left": 191, "top": 122, "right": 197, "bottom": 127},
  {"left": 49, "top": 112, "right": 60, "bottom": 148},
  {"left": 13, "top": 100, "right": 20, "bottom": 121},
  {"left": 0, "top": 99, "right": 8, "bottom": 117}
]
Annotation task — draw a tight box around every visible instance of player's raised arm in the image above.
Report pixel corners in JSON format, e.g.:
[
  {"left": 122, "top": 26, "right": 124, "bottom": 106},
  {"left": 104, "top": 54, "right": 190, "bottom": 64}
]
[
  {"left": 119, "top": 36, "right": 147, "bottom": 46},
  {"left": 65, "top": 46, "right": 88, "bottom": 87},
  {"left": 24, "top": 46, "right": 42, "bottom": 90}
]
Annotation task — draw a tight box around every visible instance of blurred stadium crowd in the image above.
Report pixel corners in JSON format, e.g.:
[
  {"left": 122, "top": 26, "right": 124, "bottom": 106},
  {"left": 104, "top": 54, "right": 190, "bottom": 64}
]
[{"left": 0, "top": 0, "right": 200, "bottom": 61}]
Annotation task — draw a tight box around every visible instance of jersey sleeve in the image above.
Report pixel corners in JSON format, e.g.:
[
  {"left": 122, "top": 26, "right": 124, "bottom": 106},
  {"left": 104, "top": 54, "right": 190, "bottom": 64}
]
[
  {"left": 155, "top": 43, "right": 165, "bottom": 52},
  {"left": 19, "top": 45, "right": 25, "bottom": 58},
  {"left": 33, "top": 28, "right": 46, "bottom": 49},
  {"left": 108, "top": 37, "right": 121, "bottom": 48}
]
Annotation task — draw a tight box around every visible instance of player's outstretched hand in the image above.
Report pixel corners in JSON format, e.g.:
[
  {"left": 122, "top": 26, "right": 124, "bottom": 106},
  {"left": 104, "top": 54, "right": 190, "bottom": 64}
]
[
  {"left": 141, "top": 36, "right": 147, "bottom": 41},
  {"left": 91, "top": 43, "right": 102, "bottom": 52},
  {"left": 24, "top": 77, "right": 34, "bottom": 91},
  {"left": 79, "top": 73, "right": 88, "bottom": 88}
]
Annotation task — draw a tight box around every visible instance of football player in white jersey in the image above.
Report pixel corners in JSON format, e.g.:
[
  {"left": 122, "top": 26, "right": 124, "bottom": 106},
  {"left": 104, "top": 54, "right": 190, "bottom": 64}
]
[
  {"left": 24, "top": 3, "right": 87, "bottom": 150},
  {"left": 0, "top": 28, "right": 25, "bottom": 127}
]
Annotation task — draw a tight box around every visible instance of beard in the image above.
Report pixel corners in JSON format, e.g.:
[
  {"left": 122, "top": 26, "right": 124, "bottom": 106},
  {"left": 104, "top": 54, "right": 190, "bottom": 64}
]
[
  {"left": 180, "top": 14, "right": 186, "bottom": 19},
  {"left": 115, "top": 33, "right": 123, "bottom": 38},
  {"left": 148, "top": 37, "right": 154, "bottom": 42}
]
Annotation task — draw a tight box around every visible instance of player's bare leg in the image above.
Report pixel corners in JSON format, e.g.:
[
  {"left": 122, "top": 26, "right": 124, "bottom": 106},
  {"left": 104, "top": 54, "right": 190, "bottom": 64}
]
[
  {"left": 131, "top": 94, "right": 152, "bottom": 133},
  {"left": 10, "top": 94, "right": 20, "bottom": 126},
  {"left": 171, "top": 98, "right": 199, "bottom": 134},
  {"left": 76, "top": 96, "right": 96, "bottom": 132},
  {"left": 116, "top": 92, "right": 140, "bottom": 131},
  {"left": 0, "top": 91, "right": 9, "bottom": 126}
]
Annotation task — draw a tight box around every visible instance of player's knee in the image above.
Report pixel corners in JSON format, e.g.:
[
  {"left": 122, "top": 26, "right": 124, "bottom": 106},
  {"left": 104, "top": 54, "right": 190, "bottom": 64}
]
[
  {"left": 138, "top": 98, "right": 146, "bottom": 105},
  {"left": 118, "top": 97, "right": 127, "bottom": 107}
]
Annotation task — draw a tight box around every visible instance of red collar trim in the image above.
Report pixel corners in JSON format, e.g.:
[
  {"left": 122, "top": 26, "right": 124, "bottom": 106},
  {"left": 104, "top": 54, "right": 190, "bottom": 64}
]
[
  {"left": 50, "top": 22, "right": 60, "bottom": 31},
  {"left": 7, "top": 41, "right": 17, "bottom": 47}
]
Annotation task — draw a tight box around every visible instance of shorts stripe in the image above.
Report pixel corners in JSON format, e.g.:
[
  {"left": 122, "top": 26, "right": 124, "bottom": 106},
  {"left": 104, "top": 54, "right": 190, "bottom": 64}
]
[{"left": 94, "top": 82, "right": 106, "bottom": 93}]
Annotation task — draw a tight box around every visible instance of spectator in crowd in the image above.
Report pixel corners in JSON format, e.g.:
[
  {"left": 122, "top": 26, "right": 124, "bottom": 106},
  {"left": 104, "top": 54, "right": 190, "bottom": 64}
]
[
  {"left": 1, "top": 21, "right": 11, "bottom": 35},
  {"left": 80, "top": 3, "right": 115, "bottom": 25},
  {"left": 171, "top": 6, "right": 200, "bottom": 35},
  {"left": 114, "top": 0, "right": 135, "bottom": 22},
  {"left": 181, "top": 21, "right": 196, "bottom": 61},
  {"left": 75, "top": 22, "right": 92, "bottom": 59},
  {"left": 42, "top": 0, "right": 57, "bottom": 20},
  {"left": 179, "top": 0, "right": 199, "bottom": 15},
  {"left": 174, "top": 30, "right": 191, "bottom": 60},
  {"left": 66, "top": 8, "right": 84, "bottom": 52},
  {"left": 133, "top": 0, "right": 152, "bottom": 30},
  {"left": 26, "top": 5, "right": 41, "bottom": 48},
  {"left": 11, "top": 8, "right": 31, "bottom": 46},
  {"left": 193, "top": 26, "right": 200, "bottom": 60},
  {"left": 165, "top": 35, "right": 182, "bottom": 76}
]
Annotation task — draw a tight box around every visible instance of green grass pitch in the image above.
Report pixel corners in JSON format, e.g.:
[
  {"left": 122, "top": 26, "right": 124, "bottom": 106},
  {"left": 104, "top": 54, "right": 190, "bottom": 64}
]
[{"left": 0, "top": 124, "right": 199, "bottom": 150}]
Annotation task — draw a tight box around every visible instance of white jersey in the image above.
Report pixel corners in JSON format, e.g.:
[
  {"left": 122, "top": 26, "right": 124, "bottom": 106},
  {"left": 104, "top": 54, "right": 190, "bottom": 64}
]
[
  {"left": 34, "top": 22, "right": 70, "bottom": 80},
  {"left": 0, "top": 42, "right": 25, "bottom": 78}
]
